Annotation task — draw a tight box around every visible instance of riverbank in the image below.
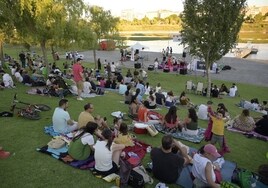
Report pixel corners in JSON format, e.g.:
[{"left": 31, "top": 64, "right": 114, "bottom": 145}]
[{"left": 81, "top": 50, "right": 268, "bottom": 87}]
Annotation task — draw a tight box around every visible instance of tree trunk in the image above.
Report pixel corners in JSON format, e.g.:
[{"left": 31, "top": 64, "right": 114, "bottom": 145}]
[
  {"left": 206, "top": 66, "right": 211, "bottom": 97},
  {"left": 40, "top": 40, "right": 49, "bottom": 76},
  {"left": 0, "top": 40, "right": 3, "bottom": 63}
]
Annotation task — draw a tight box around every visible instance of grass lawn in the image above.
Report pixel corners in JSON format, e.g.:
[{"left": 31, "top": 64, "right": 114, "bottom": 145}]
[{"left": 0, "top": 47, "right": 268, "bottom": 188}]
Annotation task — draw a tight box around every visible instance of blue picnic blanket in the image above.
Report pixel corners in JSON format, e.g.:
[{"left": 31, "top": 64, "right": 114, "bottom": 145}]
[{"left": 154, "top": 123, "right": 205, "bottom": 143}]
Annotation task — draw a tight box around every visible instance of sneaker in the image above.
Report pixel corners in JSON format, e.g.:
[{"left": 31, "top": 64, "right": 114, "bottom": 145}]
[
  {"left": 0, "top": 150, "right": 10, "bottom": 159},
  {"left": 77, "top": 97, "right": 84, "bottom": 101}
]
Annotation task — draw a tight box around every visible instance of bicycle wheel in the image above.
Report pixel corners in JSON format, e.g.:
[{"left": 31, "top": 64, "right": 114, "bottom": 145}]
[
  {"left": 34, "top": 104, "right": 51, "bottom": 111},
  {"left": 21, "top": 110, "right": 41, "bottom": 120}
]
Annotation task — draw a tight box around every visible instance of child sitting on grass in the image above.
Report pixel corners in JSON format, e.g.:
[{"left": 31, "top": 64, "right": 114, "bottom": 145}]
[{"left": 113, "top": 123, "right": 134, "bottom": 147}]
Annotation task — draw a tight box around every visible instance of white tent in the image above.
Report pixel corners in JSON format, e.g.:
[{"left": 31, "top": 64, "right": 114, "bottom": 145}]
[{"left": 129, "top": 42, "right": 149, "bottom": 51}]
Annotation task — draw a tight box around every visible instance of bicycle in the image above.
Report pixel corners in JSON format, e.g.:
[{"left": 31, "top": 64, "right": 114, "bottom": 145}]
[{"left": 10, "top": 93, "right": 51, "bottom": 120}]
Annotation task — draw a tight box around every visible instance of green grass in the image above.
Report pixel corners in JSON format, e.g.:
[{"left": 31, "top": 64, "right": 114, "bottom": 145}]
[{"left": 0, "top": 47, "right": 268, "bottom": 188}]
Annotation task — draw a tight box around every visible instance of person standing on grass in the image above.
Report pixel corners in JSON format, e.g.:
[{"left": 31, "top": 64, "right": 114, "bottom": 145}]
[
  {"left": 72, "top": 58, "right": 84, "bottom": 101},
  {"left": 52, "top": 99, "right": 78, "bottom": 134}
]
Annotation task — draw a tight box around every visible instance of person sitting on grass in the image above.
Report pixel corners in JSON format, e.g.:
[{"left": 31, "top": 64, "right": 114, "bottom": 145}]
[
  {"left": 124, "top": 84, "right": 132, "bottom": 104},
  {"left": 144, "top": 90, "right": 157, "bottom": 109},
  {"left": 219, "top": 83, "right": 229, "bottom": 95},
  {"left": 181, "top": 108, "right": 198, "bottom": 136},
  {"left": 165, "top": 91, "right": 176, "bottom": 107},
  {"left": 68, "top": 121, "right": 98, "bottom": 161},
  {"left": 192, "top": 144, "right": 221, "bottom": 188},
  {"left": 254, "top": 115, "right": 268, "bottom": 136},
  {"left": 128, "top": 95, "right": 140, "bottom": 119},
  {"left": 52, "top": 99, "right": 78, "bottom": 134},
  {"left": 162, "top": 106, "right": 180, "bottom": 132},
  {"left": 230, "top": 109, "right": 255, "bottom": 132},
  {"left": 93, "top": 129, "right": 125, "bottom": 177},
  {"left": 112, "top": 117, "right": 123, "bottom": 137},
  {"left": 150, "top": 135, "right": 189, "bottom": 184},
  {"left": 114, "top": 123, "right": 134, "bottom": 147},
  {"left": 155, "top": 89, "right": 166, "bottom": 106}
]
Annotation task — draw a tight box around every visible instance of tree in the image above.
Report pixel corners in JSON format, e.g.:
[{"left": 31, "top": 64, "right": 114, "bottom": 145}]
[
  {"left": 0, "top": 0, "right": 84, "bottom": 74},
  {"left": 181, "top": 0, "right": 246, "bottom": 97},
  {"left": 88, "top": 6, "right": 119, "bottom": 67}
]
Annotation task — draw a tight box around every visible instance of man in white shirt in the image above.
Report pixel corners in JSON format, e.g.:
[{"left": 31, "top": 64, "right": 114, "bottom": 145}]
[
  {"left": 83, "top": 77, "right": 92, "bottom": 94},
  {"left": 14, "top": 70, "right": 23, "bottom": 82},
  {"left": 1, "top": 72, "right": 15, "bottom": 88},
  {"left": 52, "top": 99, "right": 78, "bottom": 134},
  {"left": 229, "top": 83, "right": 237, "bottom": 97}
]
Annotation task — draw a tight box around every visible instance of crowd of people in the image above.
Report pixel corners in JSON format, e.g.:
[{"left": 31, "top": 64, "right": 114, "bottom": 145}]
[{"left": 1, "top": 51, "right": 267, "bottom": 188}]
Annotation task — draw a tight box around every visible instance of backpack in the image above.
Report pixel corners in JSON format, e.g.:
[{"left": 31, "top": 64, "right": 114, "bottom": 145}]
[
  {"left": 220, "top": 181, "right": 240, "bottom": 188},
  {"left": 231, "top": 168, "right": 252, "bottom": 188},
  {"left": 128, "top": 169, "right": 145, "bottom": 188}
]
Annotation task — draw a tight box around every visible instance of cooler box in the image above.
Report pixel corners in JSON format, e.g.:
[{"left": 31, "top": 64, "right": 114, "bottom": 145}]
[{"left": 134, "top": 123, "right": 148, "bottom": 134}]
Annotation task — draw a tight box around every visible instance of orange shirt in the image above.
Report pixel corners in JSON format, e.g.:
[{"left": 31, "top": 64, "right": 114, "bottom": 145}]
[{"left": 138, "top": 106, "right": 148, "bottom": 122}]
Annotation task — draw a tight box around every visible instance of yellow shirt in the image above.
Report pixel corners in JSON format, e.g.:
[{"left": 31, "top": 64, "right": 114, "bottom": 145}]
[
  {"left": 78, "top": 111, "right": 95, "bottom": 129},
  {"left": 114, "top": 133, "right": 134, "bottom": 147},
  {"left": 211, "top": 116, "right": 224, "bottom": 136}
]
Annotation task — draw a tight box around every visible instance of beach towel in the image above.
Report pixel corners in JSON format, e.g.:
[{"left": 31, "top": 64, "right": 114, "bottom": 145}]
[
  {"left": 154, "top": 123, "right": 205, "bottom": 143},
  {"left": 36, "top": 145, "right": 95, "bottom": 169},
  {"left": 227, "top": 126, "right": 268, "bottom": 141}
]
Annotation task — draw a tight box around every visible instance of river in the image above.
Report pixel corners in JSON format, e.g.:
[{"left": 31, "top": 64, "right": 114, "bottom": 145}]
[{"left": 126, "top": 40, "right": 268, "bottom": 61}]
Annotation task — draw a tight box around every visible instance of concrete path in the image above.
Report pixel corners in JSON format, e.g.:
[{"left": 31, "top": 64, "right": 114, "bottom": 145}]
[{"left": 81, "top": 50, "right": 268, "bottom": 87}]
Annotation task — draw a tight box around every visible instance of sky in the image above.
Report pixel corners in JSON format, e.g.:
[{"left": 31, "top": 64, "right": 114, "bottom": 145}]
[{"left": 84, "top": 0, "right": 268, "bottom": 16}]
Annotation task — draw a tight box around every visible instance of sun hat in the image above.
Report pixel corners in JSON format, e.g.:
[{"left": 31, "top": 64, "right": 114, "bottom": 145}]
[{"left": 204, "top": 144, "right": 221, "bottom": 158}]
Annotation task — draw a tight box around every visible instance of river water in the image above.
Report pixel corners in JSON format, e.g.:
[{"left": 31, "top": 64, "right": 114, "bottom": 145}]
[{"left": 126, "top": 40, "right": 268, "bottom": 61}]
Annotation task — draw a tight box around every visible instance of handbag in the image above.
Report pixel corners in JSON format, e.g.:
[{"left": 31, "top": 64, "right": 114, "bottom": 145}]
[
  {"left": 47, "top": 137, "right": 66, "bottom": 149},
  {"left": 146, "top": 124, "right": 158, "bottom": 137},
  {"left": 133, "top": 165, "right": 153, "bottom": 184}
]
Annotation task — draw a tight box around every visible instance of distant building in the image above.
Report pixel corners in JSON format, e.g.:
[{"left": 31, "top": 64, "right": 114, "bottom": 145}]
[
  {"left": 145, "top": 11, "right": 159, "bottom": 20},
  {"left": 121, "top": 9, "right": 135, "bottom": 21}
]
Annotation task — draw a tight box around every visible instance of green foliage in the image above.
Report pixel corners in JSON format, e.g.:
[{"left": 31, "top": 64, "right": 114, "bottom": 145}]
[{"left": 181, "top": 0, "right": 247, "bottom": 97}]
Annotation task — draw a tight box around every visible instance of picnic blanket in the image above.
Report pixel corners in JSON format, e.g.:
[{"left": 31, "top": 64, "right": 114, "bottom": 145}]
[
  {"left": 37, "top": 139, "right": 149, "bottom": 170},
  {"left": 27, "top": 87, "right": 47, "bottom": 95},
  {"left": 177, "top": 158, "right": 237, "bottom": 187},
  {"left": 227, "top": 126, "right": 268, "bottom": 141},
  {"left": 36, "top": 145, "right": 95, "bottom": 169},
  {"left": 154, "top": 123, "right": 205, "bottom": 143}
]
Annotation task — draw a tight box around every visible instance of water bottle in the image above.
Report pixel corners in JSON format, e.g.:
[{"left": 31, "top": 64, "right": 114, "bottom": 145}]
[{"left": 251, "top": 174, "right": 257, "bottom": 188}]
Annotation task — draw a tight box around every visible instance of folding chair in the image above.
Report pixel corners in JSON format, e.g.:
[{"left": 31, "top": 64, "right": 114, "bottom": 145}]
[
  {"left": 196, "top": 82, "right": 204, "bottom": 95},
  {"left": 185, "top": 80, "right": 193, "bottom": 93}
]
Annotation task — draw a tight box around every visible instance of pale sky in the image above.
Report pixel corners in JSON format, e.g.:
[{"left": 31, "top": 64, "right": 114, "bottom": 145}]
[{"left": 84, "top": 0, "right": 268, "bottom": 16}]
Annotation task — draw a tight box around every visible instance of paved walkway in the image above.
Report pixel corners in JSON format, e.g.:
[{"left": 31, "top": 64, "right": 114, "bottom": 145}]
[{"left": 81, "top": 50, "right": 268, "bottom": 87}]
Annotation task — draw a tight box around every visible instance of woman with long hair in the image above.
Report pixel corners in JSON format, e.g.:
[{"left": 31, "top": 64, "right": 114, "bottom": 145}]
[
  {"left": 163, "top": 106, "right": 180, "bottom": 131},
  {"left": 231, "top": 109, "right": 255, "bottom": 132},
  {"left": 94, "top": 129, "right": 125, "bottom": 177},
  {"left": 68, "top": 121, "right": 98, "bottom": 160},
  {"left": 181, "top": 108, "right": 198, "bottom": 135}
]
